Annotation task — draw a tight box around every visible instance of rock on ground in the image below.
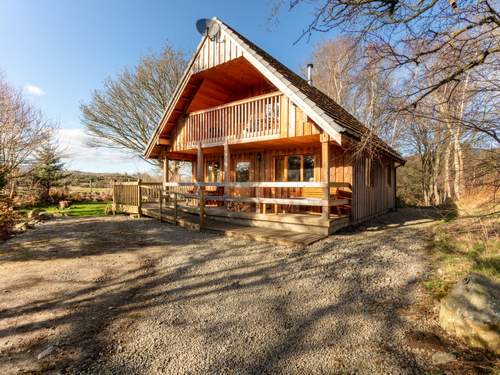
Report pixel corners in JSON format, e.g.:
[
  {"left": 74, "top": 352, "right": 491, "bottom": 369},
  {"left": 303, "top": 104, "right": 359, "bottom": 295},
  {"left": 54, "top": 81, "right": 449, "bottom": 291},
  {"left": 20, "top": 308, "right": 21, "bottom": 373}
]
[{"left": 440, "top": 273, "right": 500, "bottom": 354}]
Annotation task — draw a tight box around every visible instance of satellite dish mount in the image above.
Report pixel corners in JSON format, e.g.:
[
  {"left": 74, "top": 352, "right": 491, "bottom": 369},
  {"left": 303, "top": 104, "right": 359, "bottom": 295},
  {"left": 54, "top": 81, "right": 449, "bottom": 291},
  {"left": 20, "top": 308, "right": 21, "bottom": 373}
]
[{"left": 196, "top": 18, "right": 220, "bottom": 41}]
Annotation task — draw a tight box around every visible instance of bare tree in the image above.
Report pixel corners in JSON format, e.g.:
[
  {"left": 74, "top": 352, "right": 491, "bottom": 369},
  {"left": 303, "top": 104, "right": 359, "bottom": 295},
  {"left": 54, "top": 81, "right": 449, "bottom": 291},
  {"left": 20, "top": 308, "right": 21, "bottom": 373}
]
[
  {"left": 310, "top": 38, "right": 406, "bottom": 154},
  {"left": 0, "top": 76, "right": 51, "bottom": 197},
  {"left": 277, "top": 0, "right": 500, "bottom": 143},
  {"left": 81, "top": 43, "right": 187, "bottom": 166}
]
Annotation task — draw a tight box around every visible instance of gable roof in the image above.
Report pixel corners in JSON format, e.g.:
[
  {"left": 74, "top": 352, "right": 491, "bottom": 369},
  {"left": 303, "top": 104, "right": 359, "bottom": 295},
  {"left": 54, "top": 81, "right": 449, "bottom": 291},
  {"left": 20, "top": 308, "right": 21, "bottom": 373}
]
[{"left": 145, "top": 17, "right": 405, "bottom": 164}]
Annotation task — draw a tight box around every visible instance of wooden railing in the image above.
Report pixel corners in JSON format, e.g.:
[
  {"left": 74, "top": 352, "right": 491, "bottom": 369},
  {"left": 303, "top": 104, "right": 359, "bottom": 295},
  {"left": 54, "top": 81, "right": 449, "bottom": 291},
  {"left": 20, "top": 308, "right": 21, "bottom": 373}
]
[
  {"left": 113, "top": 180, "right": 352, "bottom": 227},
  {"left": 185, "top": 92, "right": 282, "bottom": 147}
]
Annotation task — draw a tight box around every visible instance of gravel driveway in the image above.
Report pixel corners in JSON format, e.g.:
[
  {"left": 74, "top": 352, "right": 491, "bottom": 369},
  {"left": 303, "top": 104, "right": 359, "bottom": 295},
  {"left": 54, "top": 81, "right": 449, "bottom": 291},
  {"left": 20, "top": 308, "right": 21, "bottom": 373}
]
[{"left": 0, "top": 209, "right": 488, "bottom": 374}]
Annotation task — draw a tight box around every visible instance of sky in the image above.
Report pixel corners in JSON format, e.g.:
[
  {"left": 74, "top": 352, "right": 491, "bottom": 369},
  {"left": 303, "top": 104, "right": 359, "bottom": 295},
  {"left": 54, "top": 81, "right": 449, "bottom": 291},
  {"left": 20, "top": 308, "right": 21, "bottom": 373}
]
[{"left": 0, "top": 0, "right": 332, "bottom": 174}]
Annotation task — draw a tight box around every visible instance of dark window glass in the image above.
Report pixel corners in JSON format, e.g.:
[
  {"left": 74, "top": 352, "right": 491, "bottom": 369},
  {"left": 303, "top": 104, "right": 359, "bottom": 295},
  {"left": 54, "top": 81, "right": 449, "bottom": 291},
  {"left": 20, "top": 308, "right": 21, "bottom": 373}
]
[
  {"left": 287, "top": 156, "right": 301, "bottom": 182},
  {"left": 275, "top": 156, "right": 285, "bottom": 182},
  {"left": 304, "top": 155, "right": 314, "bottom": 182},
  {"left": 207, "top": 161, "right": 221, "bottom": 182},
  {"left": 236, "top": 161, "right": 250, "bottom": 182}
]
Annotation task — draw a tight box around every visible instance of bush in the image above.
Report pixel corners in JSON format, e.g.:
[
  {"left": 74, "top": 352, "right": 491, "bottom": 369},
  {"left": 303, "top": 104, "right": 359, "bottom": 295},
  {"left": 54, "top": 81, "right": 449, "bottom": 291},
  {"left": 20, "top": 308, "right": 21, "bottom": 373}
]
[{"left": 0, "top": 199, "right": 16, "bottom": 240}]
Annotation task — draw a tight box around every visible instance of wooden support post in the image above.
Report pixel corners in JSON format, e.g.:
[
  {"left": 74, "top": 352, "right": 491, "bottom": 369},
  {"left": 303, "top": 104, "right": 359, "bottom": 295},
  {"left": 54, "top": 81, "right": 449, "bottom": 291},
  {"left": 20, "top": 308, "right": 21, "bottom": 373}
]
[
  {"left": 112, "top": 179, "right": 117, "bottom": 215},
  {"left": 224, "top": 141, "right": 230, "bottom": 209},
  {"left": 174, "top": 192, "right": 178, "bottom": 225},
  {"left": 137, "top": 179, "right": 142, "bottom": 217},
  {"left": 321, "top": 135, "right": 330, "bottom": 221},
  {"left": 197, "top": 142, "right": 204, "bottom": 182},
  {"left": 159, "top": 186, "right": 163, "bottom": 222},
  {"left": 163, "top": 158, "right": 170, "bottom": 184},
  {"left": 255, "top": 187, "right": 261, "bottom": 213},
  {"left": 199, "top": 189, "right": 205, "bottom": 229}
]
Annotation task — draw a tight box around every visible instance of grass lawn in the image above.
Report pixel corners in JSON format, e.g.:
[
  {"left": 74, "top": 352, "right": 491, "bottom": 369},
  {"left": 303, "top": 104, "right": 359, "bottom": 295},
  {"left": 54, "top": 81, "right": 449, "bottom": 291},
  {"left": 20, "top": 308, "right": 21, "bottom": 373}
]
[
  {"left": 17, "top": 201, "right": 112, "bottom": 218},
  {"left": 424, "top": 211, "right": 499, "bottom": 300}
]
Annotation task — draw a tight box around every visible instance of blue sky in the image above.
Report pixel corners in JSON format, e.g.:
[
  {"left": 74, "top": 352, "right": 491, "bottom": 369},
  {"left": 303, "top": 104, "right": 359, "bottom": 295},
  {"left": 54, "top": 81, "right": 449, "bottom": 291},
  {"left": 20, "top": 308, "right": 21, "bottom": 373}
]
[{"left": 0, "top": 0, "right": 332, "bottom": 174}]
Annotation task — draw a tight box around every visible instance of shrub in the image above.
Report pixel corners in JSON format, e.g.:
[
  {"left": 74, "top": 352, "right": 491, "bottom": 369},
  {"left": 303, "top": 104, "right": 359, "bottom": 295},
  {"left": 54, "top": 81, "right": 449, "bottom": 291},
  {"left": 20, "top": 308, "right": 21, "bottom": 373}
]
[{"left": 0, "top": 199, "right": 16, "bottom": 240}]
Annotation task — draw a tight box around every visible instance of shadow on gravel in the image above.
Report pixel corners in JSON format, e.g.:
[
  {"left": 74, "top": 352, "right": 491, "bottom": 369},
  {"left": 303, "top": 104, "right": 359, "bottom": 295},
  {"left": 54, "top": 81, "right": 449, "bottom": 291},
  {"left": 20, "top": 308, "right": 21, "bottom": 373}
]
[{"left": 0, "top": 213, "right": 495, "bottom": 374}]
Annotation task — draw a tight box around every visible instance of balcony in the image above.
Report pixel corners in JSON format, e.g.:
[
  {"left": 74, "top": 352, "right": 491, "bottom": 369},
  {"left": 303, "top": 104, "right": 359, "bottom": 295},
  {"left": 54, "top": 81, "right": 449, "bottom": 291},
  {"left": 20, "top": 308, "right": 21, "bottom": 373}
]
[{"left": 185, "top": 91, "right": 282, "bottom": 148}]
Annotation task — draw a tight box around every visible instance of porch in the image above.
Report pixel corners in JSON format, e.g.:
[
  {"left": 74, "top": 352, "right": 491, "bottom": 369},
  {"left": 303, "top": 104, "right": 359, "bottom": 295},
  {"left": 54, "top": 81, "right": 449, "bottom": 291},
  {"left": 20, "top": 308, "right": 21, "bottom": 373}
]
[{"left": 112, "top": 180, "right": 352, "bottom": 237}]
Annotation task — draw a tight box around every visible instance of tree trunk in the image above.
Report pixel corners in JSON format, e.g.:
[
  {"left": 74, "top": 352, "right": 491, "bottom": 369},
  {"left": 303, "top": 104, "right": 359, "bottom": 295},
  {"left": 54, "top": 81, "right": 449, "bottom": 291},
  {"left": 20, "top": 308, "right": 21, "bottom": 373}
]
[
  {"left": 443, "top": 139, "right": 452, "bottom": 201},
  {"left": 453, "top": 128, "right": 463, "bottom": 199}
]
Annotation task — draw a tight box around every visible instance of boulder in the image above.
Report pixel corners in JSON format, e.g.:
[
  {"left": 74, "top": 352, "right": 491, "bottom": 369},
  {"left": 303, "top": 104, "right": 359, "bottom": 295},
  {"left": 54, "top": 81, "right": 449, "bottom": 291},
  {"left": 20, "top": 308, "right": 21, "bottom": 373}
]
[
  {"left": 13, "top": 222, "right": 28, "bottom": 232},
  {"left": 37, "top": 212, "right": 51, "bottom": 221},
  {"left": 431, "top": 351, "right": 456, "bottom": 365},
  {"left": 37, "top": 345, "right": 55, "bottom": 360},
  {"left": 59, "top": 200, "right": 71, "bottom": 209},
  {"left": 439, "top": 273, "right": 500, "bottom": 354},
  {"left": 27, "top": 208, "right": 40, "bottom": 220}
]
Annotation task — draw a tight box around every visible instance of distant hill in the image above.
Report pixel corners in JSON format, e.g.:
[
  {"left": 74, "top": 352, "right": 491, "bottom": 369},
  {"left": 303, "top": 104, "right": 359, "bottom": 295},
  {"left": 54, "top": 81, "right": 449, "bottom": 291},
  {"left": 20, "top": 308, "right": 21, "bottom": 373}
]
[{"left": 64, "top": 171, "right": 161, "bottom": 188}]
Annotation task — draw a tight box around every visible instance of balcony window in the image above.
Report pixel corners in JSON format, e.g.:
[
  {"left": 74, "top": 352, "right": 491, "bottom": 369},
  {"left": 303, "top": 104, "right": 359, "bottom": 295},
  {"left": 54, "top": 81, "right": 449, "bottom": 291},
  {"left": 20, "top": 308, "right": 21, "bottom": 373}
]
[
  {"left": 304, "top": 155, "right": 315, "bottom": 182},
  {"left": 287, "top": 156, "right": 301, "bottom": 182},
  {"left": 236, "top": 161, "right": 250, "bottom": 182}
]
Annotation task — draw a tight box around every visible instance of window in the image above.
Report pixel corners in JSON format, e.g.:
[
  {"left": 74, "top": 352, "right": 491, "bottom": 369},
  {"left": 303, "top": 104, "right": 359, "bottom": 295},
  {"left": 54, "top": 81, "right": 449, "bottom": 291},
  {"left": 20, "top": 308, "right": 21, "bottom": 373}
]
[
  {"left": 365, "top": 158, "right": 374, "bottom": 187},
  {"left": 207, "top": 160, "right": 221, "bottom": 182},
  {"left": 275, "top": 156, "right": 285, "bottom": 182},
  {"left": 386, "top": 165, "right": 392, "bottom": 187},
  {"left": 287, "top": 156, "right": 301, "bottom": 182},
  {"left": 236, "top": 161, "right": 250, "bottom": 182},
  {"left": 303, "top": 155, "right": 315, "bottom": 182}
]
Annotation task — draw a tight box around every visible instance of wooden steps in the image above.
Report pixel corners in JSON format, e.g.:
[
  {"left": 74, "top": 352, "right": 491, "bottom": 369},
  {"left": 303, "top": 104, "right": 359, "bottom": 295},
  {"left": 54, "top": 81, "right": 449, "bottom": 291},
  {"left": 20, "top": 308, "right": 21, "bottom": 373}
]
[{"left": 140, "top": 205, "right": 329, "bottom": 246}]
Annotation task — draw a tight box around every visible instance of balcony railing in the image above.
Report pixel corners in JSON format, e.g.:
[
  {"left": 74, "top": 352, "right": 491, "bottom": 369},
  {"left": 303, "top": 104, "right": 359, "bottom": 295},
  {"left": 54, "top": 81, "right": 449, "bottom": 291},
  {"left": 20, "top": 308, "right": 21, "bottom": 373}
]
[{"left": 185, "top": 91, "right": 282, "bottom": 147}]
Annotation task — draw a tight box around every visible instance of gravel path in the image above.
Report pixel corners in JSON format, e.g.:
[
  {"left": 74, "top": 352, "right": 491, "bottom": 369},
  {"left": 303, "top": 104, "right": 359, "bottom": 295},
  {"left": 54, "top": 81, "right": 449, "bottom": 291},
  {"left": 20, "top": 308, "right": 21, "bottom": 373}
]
[{"left": 0, "top": 209, "right": 487, "bottom": 374}]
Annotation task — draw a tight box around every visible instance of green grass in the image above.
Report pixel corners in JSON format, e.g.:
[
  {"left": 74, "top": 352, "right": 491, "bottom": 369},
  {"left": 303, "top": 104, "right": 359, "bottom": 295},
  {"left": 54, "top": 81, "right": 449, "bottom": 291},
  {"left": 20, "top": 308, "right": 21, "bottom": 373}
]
[
  {"left": 424, "top": 215, "right": 499, "bottom": 300},
  {"left": 16, "top": 201, "right": 111, "bottom": 218}
]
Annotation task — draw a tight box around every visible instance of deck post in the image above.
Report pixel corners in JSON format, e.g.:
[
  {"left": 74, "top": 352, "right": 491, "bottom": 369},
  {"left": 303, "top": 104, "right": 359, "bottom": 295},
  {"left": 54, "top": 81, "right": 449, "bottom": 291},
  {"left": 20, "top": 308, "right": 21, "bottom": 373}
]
[
  {"left": 112, "top": 179, "right": 117, "bottom": 215},
  {"left": 174, "top": 192, "right": 178, "bottom": 225},
  {"left": 321, "top": 134, "right": 330, "bottom": 221},
  {"left": 163, "top": 158, "right": 170, "bottom": 183},
  {"left": 224, "top": 140, "right": 230, "bottom": 210},
  {"left": 159, "top": 186, "right": 163, "bottom": 222},
  {"left": 197, "top": 142, "right": 204, "bottom": 182},
  {"left": 137, "top": 179, "right": 142, "bottom": 217},
  {"left": 197, "top": 142, "right": 205, "bottom": 229},
  {"left": 199, "top": 189, "right": 205, "bottom": 229}
]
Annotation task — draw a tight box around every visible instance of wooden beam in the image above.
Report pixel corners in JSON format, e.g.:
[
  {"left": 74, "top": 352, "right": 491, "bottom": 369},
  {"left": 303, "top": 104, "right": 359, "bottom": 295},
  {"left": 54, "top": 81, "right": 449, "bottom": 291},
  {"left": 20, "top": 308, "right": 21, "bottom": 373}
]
[
  {"left": 166, "top": 152, "right": 196, "bottom": 161},
  {"left": 163, "top": 181, "right": 328, "bottom": 188},
  {"left": 157, "top": 138, "right": 170, "bottom": 146},
  {"left": 197, "top": 142, "right": 204, "bottom": 182},
  {"left": 321, "top": 135, "right": 330, "bottom": 220},
  {"left": 163, "top": 158, "right": 170, "bottom": 184},
  {"left": 224, "top": 141, "right": 230, "bottom": 209}
]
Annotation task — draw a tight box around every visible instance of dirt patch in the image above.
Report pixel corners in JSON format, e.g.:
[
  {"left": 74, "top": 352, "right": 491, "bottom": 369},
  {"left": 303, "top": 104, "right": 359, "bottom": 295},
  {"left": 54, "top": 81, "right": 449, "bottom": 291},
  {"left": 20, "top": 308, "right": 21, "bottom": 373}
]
[{"left": 0, "top": 211, "right": 497, "bottom": 374}]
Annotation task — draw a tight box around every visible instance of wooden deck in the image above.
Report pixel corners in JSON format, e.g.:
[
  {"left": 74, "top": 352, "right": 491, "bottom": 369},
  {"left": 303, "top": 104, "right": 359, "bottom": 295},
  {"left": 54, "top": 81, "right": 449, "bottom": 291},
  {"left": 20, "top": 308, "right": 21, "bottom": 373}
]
[{"left": 140, "top": 204, "right": 328, "bottom": 246}]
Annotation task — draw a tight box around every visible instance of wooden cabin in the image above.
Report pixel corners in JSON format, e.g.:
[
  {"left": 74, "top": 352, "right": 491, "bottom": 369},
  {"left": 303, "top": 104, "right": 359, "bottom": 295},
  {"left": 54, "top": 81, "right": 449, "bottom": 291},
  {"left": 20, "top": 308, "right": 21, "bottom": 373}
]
[{"left": 142, "top": 17, "right": 405, "bottom": 235}]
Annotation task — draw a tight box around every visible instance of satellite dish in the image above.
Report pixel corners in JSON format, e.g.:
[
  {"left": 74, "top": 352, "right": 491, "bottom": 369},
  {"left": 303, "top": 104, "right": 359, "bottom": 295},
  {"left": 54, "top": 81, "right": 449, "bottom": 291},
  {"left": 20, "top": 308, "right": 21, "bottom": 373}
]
[{"left": 195, "top": 18, "right": 220, "bottom": 41}]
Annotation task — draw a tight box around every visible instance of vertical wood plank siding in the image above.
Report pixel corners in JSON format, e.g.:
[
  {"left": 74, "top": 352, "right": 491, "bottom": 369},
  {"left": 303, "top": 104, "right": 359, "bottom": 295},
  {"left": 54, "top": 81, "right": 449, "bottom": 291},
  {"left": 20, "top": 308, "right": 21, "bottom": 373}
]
[
  {"left": 352, "top": 156, "right": 396, "bottom": 223},
  {"left": 192, "top": 32, "right": 244, "bottom": 73}
]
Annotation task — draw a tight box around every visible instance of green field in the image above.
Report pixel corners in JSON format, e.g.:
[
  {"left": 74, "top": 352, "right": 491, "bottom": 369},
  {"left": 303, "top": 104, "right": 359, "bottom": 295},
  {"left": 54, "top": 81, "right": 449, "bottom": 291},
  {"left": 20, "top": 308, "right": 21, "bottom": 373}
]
[{"left": 17, "top": 201, "right": 111, "bottom": 218}]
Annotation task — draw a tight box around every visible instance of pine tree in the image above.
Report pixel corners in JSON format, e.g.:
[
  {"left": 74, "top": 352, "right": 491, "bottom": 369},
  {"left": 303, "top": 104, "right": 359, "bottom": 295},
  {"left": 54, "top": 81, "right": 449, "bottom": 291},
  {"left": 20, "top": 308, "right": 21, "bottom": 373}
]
[{"left": 32, "top": 142, "right": 69, "bottom": 203}]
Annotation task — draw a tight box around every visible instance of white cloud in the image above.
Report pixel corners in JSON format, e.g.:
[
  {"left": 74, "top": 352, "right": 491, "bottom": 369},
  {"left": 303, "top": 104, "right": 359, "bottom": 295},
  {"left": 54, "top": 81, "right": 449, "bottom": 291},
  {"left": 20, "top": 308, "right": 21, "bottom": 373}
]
[
  {"left": 54, "top": 128, "right": 154, "bottom": 174},
  {"left": 23, "top": 84, "right": 46, "bottom": 96}
]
